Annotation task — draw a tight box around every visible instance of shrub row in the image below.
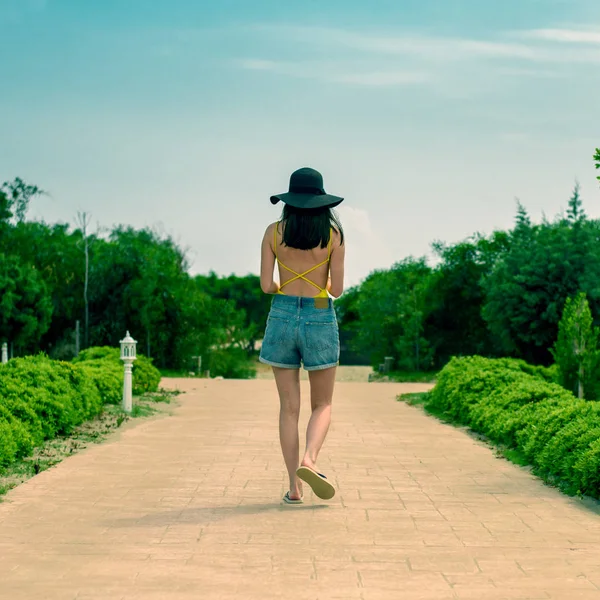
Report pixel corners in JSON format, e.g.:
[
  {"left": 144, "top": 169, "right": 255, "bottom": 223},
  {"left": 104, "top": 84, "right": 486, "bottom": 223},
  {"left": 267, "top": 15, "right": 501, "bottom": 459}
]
[
  {"left": 426, "top": 356, "right": 600, "bottom": 499},
  {"left": 0, "top": 348, "right": 161, "bottom": 469},
  {"left": 0, "top": 356, "right": 103, "bottom": 467},
  {"left": 73, "top": 346, "right": 161, "bottom": 398}
]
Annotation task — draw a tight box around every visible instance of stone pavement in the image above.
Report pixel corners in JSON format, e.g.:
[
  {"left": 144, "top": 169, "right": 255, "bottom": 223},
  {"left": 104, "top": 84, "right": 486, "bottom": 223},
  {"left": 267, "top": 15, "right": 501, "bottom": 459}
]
[{"left": 1, "top": 378, "right": 599, "bottom": 600}]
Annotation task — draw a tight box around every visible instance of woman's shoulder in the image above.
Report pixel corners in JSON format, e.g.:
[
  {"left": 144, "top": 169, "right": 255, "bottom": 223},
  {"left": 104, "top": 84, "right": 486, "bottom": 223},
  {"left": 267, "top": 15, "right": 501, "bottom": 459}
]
[
  {"left": 263, "top": 222, "right": 281, "bottom": 248},
  {"left": 330, "top": 226, "right": 343, "bottom": 247},
  {"left": 264, "top": 221, "right": 279, "bottom": 236}
]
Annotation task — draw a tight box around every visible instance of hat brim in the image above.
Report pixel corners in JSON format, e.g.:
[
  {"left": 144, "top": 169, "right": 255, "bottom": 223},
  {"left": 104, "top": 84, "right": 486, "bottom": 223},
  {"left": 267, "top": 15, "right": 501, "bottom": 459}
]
[{"left": 270, "top": 193, "right": 344, "bottom": 209}]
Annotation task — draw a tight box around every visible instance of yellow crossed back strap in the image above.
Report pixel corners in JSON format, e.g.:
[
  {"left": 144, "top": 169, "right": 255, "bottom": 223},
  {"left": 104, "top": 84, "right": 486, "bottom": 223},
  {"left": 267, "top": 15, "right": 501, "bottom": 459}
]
[{"left": 275, "top": 223, "right": 333, "bottom": 293}]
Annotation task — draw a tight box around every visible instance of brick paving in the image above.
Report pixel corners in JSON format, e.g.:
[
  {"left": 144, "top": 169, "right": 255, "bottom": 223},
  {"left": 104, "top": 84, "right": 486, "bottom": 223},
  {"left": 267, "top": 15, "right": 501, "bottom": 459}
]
[{"left": 1, "top": 378, "right": 599, "bottom": 600}]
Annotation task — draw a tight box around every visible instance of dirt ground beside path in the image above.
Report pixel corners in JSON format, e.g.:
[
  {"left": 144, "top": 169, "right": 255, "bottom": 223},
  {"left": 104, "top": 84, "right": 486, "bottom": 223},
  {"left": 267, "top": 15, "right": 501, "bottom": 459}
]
[{"left": 1, "top": 377, "right": 599, "bottom": 600}]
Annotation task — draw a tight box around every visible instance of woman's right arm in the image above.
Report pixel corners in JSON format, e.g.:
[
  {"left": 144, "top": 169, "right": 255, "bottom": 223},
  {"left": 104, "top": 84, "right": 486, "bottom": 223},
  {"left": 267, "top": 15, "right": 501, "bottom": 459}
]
[
  {"left": 328, "top": 231, "right": 345, "bottom": 298},
  {"left": 260, "top": 224, "right": 280, "bottom": 294}
]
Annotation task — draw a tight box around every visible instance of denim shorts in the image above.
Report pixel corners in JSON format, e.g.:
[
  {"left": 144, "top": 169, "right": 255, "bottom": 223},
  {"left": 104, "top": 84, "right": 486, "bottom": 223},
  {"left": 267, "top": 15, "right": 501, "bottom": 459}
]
[{"left": 259, "top": 295, "right": 340, "bottom": 371}]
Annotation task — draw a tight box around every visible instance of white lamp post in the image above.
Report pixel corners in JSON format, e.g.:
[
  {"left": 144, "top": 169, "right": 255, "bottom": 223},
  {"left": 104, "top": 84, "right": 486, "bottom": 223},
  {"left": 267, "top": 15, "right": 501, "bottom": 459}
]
[
  {"left": 1, "top": 343, "right": 7, "bottom": 364},
  {"left": 120, "top": 331, "right": 137, "bottom": 413}
]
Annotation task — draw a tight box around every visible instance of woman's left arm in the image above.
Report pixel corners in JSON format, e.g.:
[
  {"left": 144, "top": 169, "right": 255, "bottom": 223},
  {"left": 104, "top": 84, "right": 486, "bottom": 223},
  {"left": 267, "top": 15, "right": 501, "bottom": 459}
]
[{"left": 260, "top": 224, "right": 280, "bottom": 294}]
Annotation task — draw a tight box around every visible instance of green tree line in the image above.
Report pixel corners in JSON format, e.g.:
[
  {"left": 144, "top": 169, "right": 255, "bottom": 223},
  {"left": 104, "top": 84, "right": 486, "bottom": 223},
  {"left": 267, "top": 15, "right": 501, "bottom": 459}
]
[
  {"left": 0, "top": 179, "right": 269, "bottom": 376},
  {"left": 336, "top": 183, "right": 600, "bottom": 372},
  {"left": 2, "top": 148, "right": 599, "bottom": 377}
]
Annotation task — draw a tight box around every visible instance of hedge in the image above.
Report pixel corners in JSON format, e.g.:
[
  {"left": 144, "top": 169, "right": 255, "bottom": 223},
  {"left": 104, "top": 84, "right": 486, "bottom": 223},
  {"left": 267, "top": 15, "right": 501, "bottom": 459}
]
[
  {"left": 73, "top": 346, "right": 161, "bottom": 397},
  {"left": 0, "top": 355, "right": 104, "bottom": 468},
  {"left": 426, "top": 356, "right": 600, "bottom": 498},
  {"left": 0, "top": 347, "right": 161, "bottom": 469}
]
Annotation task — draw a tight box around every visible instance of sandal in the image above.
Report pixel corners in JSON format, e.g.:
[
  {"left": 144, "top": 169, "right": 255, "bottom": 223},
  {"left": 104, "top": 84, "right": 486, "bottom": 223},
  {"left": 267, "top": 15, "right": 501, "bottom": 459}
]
[
  {"left": 296, "top": 466, "right": 336, "bottom": 500},
  {"left": 283, "top": 491, "right": 303, "bottom": 504}
]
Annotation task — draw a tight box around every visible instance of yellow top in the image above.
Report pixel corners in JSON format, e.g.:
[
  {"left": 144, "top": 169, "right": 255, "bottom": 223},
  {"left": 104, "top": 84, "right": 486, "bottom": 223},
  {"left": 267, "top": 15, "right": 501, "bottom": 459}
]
[{"left": 274, "top": 222, "right": 332, "bottom": 299}]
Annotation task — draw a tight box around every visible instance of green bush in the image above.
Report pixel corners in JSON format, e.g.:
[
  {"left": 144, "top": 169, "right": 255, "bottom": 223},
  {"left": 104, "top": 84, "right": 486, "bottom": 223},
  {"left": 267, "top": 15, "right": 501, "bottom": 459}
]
[
  {"left": 426, "top": 356, "right": 600, "bottom": 498},
  {"left": 72, "top": 346, "right": 116, "bottom": 361},
  {"left": 208, "top": 348, "right": 257, "bottom": 379},
  {"left": 0, "top": 355, "right": 105, "bottom": 469},
  {"left": 76, "top": 361, "right": 122, "bottom": 405},
  {"left": 132, "top": 354, "right": 162, "bottom": 393},
  {"left": 0, "top": 410, "right": 34, "bottom": 464},
  {"left": 0, "top": 420, "right": 17, "bottom": 467},
  {"left": 73, "top": 346, "right": 161, "bottom": 395},
  {"left": 0, "top": 346, "right": 161, "bottom": 469}
]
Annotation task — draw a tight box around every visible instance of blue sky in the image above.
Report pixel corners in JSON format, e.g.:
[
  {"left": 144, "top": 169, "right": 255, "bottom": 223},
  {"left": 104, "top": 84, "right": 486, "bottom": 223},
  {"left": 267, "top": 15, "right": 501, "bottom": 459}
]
[{"left": 1, "top": 0, "right": 599, "bottom": 286}]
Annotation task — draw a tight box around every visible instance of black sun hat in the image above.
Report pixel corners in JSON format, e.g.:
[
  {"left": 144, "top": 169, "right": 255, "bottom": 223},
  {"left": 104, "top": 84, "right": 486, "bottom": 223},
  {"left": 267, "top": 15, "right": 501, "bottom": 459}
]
[{"left": 270, "top": 167, "right": 344, "bottom": 209}]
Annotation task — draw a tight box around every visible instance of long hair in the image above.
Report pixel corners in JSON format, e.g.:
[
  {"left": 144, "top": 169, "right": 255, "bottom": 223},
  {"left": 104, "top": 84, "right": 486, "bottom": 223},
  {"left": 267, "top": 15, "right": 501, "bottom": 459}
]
[{"left": 280, "top": 205, "right": 345, "bottom": 250}]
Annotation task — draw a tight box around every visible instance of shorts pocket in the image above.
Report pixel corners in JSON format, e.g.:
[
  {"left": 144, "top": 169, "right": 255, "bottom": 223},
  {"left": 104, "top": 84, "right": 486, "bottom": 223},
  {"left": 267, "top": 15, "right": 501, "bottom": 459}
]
[
  {"left": 305, "top": 321, "right": 338, "bottom": 351},
  {"left": 264, "top": 315, "right": 289, "bottom": 346}
]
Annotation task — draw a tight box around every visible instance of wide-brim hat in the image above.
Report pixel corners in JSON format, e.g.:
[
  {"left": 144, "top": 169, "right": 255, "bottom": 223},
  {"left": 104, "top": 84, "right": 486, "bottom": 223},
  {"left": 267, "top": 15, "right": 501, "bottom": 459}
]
[{"left": 270, "top": 167, "right": 344, "bottom": 209}]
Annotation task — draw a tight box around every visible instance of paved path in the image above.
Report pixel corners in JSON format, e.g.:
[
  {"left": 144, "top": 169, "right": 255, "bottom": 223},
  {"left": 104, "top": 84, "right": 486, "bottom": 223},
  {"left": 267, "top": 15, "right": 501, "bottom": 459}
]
[{"left": 1, "top": 379, "right": 599, "bottom": 600}]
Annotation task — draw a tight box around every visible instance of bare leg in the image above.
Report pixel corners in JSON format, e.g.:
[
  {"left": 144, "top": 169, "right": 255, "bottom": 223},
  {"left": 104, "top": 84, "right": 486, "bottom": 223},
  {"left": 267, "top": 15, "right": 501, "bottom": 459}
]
[
  {"left": 272, "top": 367, "right": 303, "bottom": 499},
  {"left": 302, "top": 366, "right": 336, "bottom": 470}
]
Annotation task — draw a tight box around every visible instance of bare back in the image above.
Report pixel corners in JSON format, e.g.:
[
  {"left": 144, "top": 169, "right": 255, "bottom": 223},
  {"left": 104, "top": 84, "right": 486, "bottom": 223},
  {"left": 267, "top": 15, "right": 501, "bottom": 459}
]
[{"left": 260, "top": 221, "right": 345, "bottom": 299}]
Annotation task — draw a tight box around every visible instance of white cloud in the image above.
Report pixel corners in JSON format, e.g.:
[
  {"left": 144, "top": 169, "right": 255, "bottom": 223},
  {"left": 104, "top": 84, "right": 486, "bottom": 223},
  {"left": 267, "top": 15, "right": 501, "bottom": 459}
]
[
  {"left": 251, "top": 24, "right": 543, "bottom": 61},
  {"left": 238, "top": 58, "right": 279, "bottom": 71},
  {"left": 332, "top": 71, "right": 431, "bottom": 86},
  {"left": 234, "top": 23, "right": 600, "bottom": 92},
  {"left": 494, "top": 66, "right": 564, "bottom": 78},
  {"left": 520, "top": 28, "right": 600, "bottom": 44},
  {"left": 248, "top": 23, "right": 600, "bottom": 66},
  {"left": 336, "top": 206, "right": 394, "bottom": 286},
  {"left": 236, "top": 58, "right": 431, "bottom": 87}
]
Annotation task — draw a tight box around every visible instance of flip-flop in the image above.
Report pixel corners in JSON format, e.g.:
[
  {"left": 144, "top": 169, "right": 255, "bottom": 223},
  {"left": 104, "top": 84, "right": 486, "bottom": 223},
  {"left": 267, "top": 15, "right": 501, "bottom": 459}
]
[
  {"left": 296, "top": 466, "right": 336, "bottom": 500},
  {"left": 282, "top": 491, "right": 303, "bottom": 504}
]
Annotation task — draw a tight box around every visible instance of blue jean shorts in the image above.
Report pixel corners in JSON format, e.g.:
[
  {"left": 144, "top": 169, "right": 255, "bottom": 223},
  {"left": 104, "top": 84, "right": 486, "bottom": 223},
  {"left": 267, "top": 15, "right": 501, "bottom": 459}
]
[{"left": 259, "top": 295, "right": 340, "bottom": 371}]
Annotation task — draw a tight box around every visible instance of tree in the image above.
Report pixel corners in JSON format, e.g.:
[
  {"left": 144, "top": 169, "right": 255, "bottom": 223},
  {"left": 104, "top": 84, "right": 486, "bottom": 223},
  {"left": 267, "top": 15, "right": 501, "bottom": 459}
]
[
  {"left": 0, "top": 177, "right": 264, "bottom": 371},
  {"left": 353, "top": 258, "right": 433, "bottom": 370},
  {"left": 594, "top": 148, "right": 600, "bottom": 186},
  {"left": 552, "top": 292, "right": 600, "bottom": 399},
  {"left": 334, "top": 286, "right": 370, "bottom": 365},
  {"left": 0, "top": 189, "right": 11, "bottom": 229},
  {"left": 0, "top": 253, "right": 53, "bottom": 352},
  {"left": 1, "top": 178, "right": 45, "bottom": 224},
  {"left": 2, "top": 221, "right": 86, "bottom": 358},
  {"left": 515, "top": 200, "right": 531, "bottom": 230},
  {"left": 482, "top": 191, "right": 600, "bottom": 364},
  {"left": 425, "top": 231, "right": 509, "bottom": 366},
  {"left": 76, "top": 212, "right": 93, "bottom": 349},
  {"left": 89, "top": 227, "right": 189, "bottom": 366},
  {"left": 566, "top": 182, "right": 585, "bottom": 223},
  {"left": 334, "top": 285, "right": 361, "bottom": 335},
  {"left": 194, "top": 272, "right": 271, "bottom": 353}
]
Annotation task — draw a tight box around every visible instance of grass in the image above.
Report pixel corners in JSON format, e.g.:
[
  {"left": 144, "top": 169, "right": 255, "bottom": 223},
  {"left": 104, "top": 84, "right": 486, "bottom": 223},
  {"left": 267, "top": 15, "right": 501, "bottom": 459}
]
[
  {"left": 0, "top": 388, "right": 179, "bottom": 500},
  {"left": 500, "top": 447, "right": 530, "bottom": 467},
  {"left": 399, "top": 391, "right": 454, "bottom": 422}
]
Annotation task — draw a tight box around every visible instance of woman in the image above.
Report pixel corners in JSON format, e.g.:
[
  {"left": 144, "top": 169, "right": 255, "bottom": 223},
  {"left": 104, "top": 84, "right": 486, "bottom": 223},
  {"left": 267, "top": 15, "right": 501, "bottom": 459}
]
[{"left": 259, "top": 167, "right": 345, "bottom": 504}]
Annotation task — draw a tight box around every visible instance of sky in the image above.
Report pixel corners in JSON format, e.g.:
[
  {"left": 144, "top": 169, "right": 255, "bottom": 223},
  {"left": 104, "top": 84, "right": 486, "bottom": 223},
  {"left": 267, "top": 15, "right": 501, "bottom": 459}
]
[{"left": 1, "top": 0, "right": 600, "bottom": 287}]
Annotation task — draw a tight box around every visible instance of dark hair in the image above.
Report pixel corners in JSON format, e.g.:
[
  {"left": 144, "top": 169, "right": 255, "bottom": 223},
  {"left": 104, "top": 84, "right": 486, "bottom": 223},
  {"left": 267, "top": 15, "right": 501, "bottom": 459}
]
[{"left": 280, "top": 205, "right": 345, "bottom": 250}]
